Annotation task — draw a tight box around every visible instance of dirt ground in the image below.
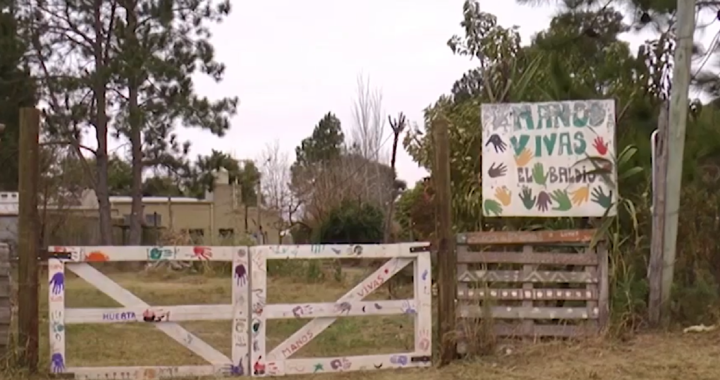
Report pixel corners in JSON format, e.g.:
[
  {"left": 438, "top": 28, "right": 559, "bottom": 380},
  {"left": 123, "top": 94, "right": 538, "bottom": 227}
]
[{"left": 9, "top": 265, "right": 720, "bottom": 380}]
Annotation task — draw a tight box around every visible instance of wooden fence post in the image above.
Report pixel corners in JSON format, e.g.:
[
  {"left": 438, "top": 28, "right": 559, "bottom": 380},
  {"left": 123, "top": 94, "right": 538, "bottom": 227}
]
[
  {"left": 17, "top": 107, "right": 40, "bottom": 371},
  {"left": 433, "top": 115, "right": 456, "bottom": 365},
  {"left": 0, "top": 243, "right": 10, "bottom": 357},
  {"left": 648, "top": 104, "right": 669, "bottom": 326}
]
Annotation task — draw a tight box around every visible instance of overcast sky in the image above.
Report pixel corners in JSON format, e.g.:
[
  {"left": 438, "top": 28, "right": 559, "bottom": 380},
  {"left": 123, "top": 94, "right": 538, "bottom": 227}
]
[{"left": 107, "top": 1, "right": 716, "bottom": 186}]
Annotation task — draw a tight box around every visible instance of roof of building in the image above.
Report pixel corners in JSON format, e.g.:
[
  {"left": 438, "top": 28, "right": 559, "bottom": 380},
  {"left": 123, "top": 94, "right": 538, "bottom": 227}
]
[{"left": 108, "top": 196, "right": 203, "bottom": 204}]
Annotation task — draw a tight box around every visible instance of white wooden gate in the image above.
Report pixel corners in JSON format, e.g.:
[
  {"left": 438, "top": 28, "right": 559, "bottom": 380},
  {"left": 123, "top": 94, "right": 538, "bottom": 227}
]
[
  {"left": 47, "top": 246, "right": 251, "bottom": 380},
  {"left": 47, "top": 243, "right": 432, "bottom": 378},
  {"left": 248, "top": 243, "right": 432, "bottom": 376}
]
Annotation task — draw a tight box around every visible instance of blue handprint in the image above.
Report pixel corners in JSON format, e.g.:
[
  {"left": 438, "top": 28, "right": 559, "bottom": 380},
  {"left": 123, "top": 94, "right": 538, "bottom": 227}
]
[
  {"left": 227, "top": 358, "right": 244, "bottom": 376},
  {"left": 51, "top": 352, "right": 65, "bottom": 373},
  {"left": 234, "top": 264, "right": 247, "bottom": 286},
  {"left": 49, "top": 272, "right": 65, "bottom": 295}
]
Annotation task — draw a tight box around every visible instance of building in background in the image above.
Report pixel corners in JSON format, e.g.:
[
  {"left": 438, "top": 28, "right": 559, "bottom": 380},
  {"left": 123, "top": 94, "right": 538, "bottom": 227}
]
[{"left": 1, "top": 170, "right": 289, "bottom": 246}]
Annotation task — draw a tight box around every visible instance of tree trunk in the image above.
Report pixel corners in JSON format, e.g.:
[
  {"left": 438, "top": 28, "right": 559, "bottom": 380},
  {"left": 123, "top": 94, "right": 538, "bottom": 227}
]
[
  {"left": 125, "top": 0, "right": 143, "bottom": 245},
  {"left": 383, "top": 134, "right": 400, "bottom": 243},
  {"left": 93, "top": 0, "right": 112, "bottom": 245}
]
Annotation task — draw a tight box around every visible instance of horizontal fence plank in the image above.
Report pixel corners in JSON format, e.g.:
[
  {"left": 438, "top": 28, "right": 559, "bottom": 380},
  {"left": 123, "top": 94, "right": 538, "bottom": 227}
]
[
  {"left": 458, "top": 229, "right": 597, "bottom": 245},
  {"left": 65, "top": 305, "right": 232, "bottom": 324},
  {"left": 457, "top": 248, "right": 598, "bottom": 265},
  {"left": 458, "top": 305, "right": 599, "bottom": 319},
  {"left": 457, "top": 288, "right": 597, "bottom": 301},
  {"left": 457, "top": 323, "right": 598, "bottom": 343},
  {"left": 264, "top": 299, "right": 415, "bottom": 319},
  {"left": 65, "top": 365, "right": 219, "bottom": 380},
  {"left": 458, "top": 270, "right": 597, "bottom": 284}
]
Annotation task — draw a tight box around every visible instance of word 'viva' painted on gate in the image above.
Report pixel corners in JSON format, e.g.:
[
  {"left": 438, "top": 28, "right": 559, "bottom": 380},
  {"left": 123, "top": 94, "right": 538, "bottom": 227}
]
[
  {"left": 481, "top": 100, "right": 617, "bottom": 218},
  {"left": 356, "top": 270, "right": 388, "bottom": 298},
  {"left": 281, "top": 331, "right": 314, "bottom": 358}
]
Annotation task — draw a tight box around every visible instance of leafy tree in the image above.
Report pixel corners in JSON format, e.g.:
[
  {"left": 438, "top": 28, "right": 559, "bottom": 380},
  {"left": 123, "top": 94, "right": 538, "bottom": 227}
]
[
  {"left": 0, "top": 4, "right": 37, "bottom": 190},
  {"left": 395, "top": 179, "right": 435, "bottom": 241},
  {"left": 313, "top": 200, "right": 384, "bottom": 244},
  {"left": 183, "top": 149, "right": 242, "bottom": 198},
  {"left": 26, "top": 0, "right": 121, "bottom": 243},
  {"left": 182, "top": 150, "right": 260, "bottom": 231},
  {"left": 142, "top": 175, "right": 183, "bottom": 197},
  {"left": 112, "top": 0, "right": 237, "bottom": 244},
  {"left": 294, "top": 112, "right": 345, "bottom": 168}
]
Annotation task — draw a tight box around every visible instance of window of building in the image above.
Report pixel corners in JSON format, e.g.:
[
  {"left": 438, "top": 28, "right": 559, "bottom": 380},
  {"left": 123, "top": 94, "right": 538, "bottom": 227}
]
[
  {"left": 145, "top": 213, "right": 162, "bottom": 226},
  {"left": 188, "top": 229, "right": 204, "bottom": 244}
]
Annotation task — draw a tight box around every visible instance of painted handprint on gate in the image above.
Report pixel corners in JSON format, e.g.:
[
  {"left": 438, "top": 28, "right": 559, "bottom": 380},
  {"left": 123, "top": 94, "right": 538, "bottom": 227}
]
[
  {"left": 49, "top": 272, "right": 64, "bottom": 295},
  {"left": 234, "top": 264, "right": 247, "bottom": 286},
  {"left": 51, "top": 352, "right": 65, "bottom": 373}
]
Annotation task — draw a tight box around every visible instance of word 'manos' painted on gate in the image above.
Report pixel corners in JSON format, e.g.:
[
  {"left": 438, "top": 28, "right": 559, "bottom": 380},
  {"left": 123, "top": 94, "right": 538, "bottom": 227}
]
[{"left": 481, "top": 100, "right": 617, "bottom": 218}]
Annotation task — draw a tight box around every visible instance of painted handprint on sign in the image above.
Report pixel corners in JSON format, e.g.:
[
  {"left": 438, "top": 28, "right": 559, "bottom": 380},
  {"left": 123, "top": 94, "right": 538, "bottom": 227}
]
[
  {"left": 592, "top": 137, "right": 609, "bottom": 155},
  {"left": 570, "top": 185, "right": 590, "bottom": 206},
  {"left": 514, "top": 148, "right": 533, "bottom": 167},
  {"left": 49, "top": 272, "right": 64, "bottom": 295},
  {"left": 484, "top": 199, "right": 503, "bottom": 216},
  {"left": 485, "top": 134, "right": 507, "bottom": 153},
  {"left": 532, "top": 163, "right": 547, "bottom": 187},
  {"left": 494, "top": 186, "right": 511, "bottom": 206},
  {"left": 550, "top": 189, "right": 572, "bottom": 211},
  {"left": 519, "top": 186, "right": 536, "bottom": 210},
  {"left": 536, "top": 191, "right": 552, "bottom": 212},
  {"left": 591, "top": 186, "right": 613, "bottom": 209},
  {"left": 487, "top": 162, "right": 507, "bottom": 178}
]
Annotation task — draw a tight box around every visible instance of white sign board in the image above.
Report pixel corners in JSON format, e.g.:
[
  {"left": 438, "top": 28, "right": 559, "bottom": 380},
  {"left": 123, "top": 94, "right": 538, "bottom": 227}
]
[{"left": 481, "top": 100, "right": 617, "bottom": 217}]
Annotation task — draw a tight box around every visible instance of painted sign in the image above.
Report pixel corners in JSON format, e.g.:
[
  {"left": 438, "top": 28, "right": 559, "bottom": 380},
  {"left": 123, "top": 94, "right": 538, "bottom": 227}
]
[{"left": 481, "top": 100, "right": 617, "bottom": 217}]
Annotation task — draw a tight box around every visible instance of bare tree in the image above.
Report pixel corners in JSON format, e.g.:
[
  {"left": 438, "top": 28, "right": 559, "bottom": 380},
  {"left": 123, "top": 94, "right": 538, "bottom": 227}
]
[
  {"left": 351, "top": 74, "right": 386, "bottom": 160},
  {"left": 350, "top": 73, "right": 387, "bottom": 204},
  {"left": 258, "top": 140, "right": 300, "bottom": 241}
]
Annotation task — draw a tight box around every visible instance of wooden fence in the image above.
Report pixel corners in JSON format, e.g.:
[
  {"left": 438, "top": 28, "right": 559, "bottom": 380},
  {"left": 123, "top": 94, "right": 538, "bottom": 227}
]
[
  {"left": 0, "top": 243, "right": 10, "bottom": 357},
  {"left": 455, "top": 230, "right": 608, "bottom": 353}
]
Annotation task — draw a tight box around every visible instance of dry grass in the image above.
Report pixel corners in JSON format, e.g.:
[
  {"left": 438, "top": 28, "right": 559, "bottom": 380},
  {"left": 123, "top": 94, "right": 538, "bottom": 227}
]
[{"left": 5, "top": 265, "right": 720, "bottom": 380}]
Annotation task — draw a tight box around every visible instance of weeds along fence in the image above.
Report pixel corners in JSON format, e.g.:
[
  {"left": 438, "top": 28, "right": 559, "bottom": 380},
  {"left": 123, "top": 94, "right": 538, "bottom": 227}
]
[
  {"left": 0, "top": 243, "right": 9, "bottom": 357},
  {"left": 454, "top": 230, "right": 609, "bottom": 354},
  {"left": 46, "top": 243, "right": 432, "bottom": 379}
]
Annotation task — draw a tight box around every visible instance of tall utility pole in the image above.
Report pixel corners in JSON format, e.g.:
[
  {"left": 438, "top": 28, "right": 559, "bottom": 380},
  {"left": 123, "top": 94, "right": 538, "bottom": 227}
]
[
  {"left": 661, "top": 0, "right": 696, "bottom": 317},
  {"left": 17, "top": 107, "right": 40, "bottom": 371}
]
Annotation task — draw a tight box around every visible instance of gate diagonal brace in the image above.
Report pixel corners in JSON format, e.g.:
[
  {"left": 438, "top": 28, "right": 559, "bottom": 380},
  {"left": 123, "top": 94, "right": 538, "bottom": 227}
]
[{"left": 68, "top": 263, "right": 231, "bottom": 365}]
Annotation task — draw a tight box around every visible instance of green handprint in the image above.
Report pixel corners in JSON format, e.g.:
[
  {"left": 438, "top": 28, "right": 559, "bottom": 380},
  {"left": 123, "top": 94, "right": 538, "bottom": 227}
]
[
  {"left": 550, "top": 189, "right": 572, "bottom": 211},
  {"left": 519, "top": 186, "right": 536, "bottom": 210},
  {"left": 591, "top": 186, "right": 613, "bottom": 209},
  {"left": 532, "top": 163, "right": 547, "bottom": 187},
  {"left": 484, "top": 199, "right": 503, "bottom": 216}
]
